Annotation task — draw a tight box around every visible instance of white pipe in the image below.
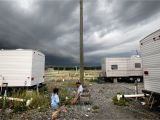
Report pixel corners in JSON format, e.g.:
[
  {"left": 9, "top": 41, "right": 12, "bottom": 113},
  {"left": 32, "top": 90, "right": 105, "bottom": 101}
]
[
  {"left": 117, "top": 94, "right": 147, "bottom": 101},
  {"left": 0, "top": 96, "right": 33, "bottom": 106},
  {"left": 0, "top": 96, "right": 24, "bottom": 102}
]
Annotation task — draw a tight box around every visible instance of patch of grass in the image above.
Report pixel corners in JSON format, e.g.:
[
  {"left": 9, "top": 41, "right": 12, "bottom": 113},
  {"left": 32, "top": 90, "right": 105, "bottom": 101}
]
[
  {"left": 91, "top": 105, "right": 99, "bottom": 113},
  {"left": 63, "top": 81, "right": 76, "bottom": 88},
  {"left": 112, "top": 96, "right": 131, "bottom": 106},
  {"left": 92, "top": 105, "right": 99, "bottom": 110}
]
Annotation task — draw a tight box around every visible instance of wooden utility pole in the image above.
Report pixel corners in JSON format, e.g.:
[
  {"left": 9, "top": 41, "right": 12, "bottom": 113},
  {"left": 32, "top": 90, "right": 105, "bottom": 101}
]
[{"left": 80, "top": 0, "right": 84, "bottom": 84}]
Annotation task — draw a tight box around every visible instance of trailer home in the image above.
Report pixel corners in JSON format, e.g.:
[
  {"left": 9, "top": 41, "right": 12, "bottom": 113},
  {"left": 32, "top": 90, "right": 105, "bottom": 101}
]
[
  {"left": 140, "top": 29, "right": 160, "bottom": 96},
  {"left": 0, "top": 49, "right": 45, "bottom": 87},
  {"left": 101, "top": 55, "right": 143, "bottom": 82}
]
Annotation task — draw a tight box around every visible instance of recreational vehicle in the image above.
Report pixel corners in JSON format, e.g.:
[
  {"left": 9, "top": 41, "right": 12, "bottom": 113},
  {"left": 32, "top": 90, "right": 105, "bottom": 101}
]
[
  {"left": 101, "top": 55, "right": 143, "bottom": 83},
  {"left": 0, "top": 49, "right": 45, "bottom": 88},
  {"left": 140, "top": 29, "right": 160, "bottom": 108}
]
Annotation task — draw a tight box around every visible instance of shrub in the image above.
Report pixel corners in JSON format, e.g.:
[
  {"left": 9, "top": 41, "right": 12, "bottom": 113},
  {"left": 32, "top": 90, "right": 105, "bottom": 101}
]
[
  {"left": 28, "top": 92, "right": 50, "bottom": 109},
  {"left": 112, "top": 96, "right": 131, "bottom": 106},
  {"left": 11, "top": 101, "right": 27, "bottom": 112}
]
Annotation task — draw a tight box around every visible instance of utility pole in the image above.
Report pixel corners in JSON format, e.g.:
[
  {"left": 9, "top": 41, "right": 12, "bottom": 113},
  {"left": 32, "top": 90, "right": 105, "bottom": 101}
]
[{"left": 80, "top": 0, "right": 84, "bottom": 84}]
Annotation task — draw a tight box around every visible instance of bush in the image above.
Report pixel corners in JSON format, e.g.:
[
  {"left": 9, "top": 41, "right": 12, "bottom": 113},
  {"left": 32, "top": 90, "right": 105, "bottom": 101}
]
[
  {"left": 11, "top": 101, "right": 27, "bottom": 112},
  {"left": 28, "top": 92, "right": 50, "bottom": 109},
  {"left": 0, "top": 97, "right": 11, "bottom": 109},
  {"left": 0, "top": 96, "right": 27, "bottom": 112},
  {"left": 112, "top": 96, "right": 131, "bottom": 106}
]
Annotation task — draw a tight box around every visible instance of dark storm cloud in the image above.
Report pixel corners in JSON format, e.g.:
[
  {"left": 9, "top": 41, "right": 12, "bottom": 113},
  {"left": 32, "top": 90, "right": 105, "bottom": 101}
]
[
  {"left": 113, "top": 0, "right": 160, "bottom": 26},
  {"left": 46, "top": 53, "right": 78, "bottom": 66},
  {"left": 0, "top": 0, "right": 79, "bottom": 64},
  {"left": 0, "top": 0, "right": 160, "bottom": 65}
]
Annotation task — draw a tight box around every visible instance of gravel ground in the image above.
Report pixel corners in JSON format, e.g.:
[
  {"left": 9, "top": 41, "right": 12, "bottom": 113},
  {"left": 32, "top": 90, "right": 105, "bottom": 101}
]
[{"left": 0, "top": 82, "right": 160, "bottom": 120}]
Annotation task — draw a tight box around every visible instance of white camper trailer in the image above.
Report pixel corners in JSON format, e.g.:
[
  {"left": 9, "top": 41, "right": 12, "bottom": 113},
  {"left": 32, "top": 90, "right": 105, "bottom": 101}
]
[
  {"left": 0, "top": 49, "right": 45, "bottom": 88},
  {"left": 140, "top": 29, "right": 160, "bottom": 105},
  {"left": 101, "top": 55, "right": 143, "bottom": 83}
]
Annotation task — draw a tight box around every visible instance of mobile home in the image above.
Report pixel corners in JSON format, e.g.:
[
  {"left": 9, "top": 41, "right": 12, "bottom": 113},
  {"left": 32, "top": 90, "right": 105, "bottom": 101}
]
[
  {"left": 101, "top": 55, "right": 143, "bottom": 82},
  {"left": 0, "top": 49, "right": 45, "bottom": 87},
  {"left": 140, "top": 29, "right": 160, "bottom": 95}
]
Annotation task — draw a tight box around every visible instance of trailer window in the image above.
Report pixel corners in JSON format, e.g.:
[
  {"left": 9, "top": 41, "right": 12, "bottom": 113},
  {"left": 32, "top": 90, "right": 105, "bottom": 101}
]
[
  {"left": 135, "top": 63, "right": 141, "bottom": 68},
  {"left": 111, "top": 65, "right": 118, "bottom": 70}
]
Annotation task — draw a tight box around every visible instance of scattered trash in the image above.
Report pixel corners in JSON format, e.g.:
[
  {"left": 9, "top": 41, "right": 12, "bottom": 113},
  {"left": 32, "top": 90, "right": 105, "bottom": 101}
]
[
  {"left": 85, "top": 114, "right": 89, "bottom": 117},
  {"left": 117, "top": 94, "right": 121, "bottom": 101},
  {"left": 141, "top": 102, "right": 146, "bottom": 105},
  {"left": 65, "top": 96, "right": 69, "bottom": 100},
  {"left": 87, "top": 108, "right": 91, "bottom": 111},
  {"left": 26, "top": 98, "right": 33, "bottom": 107}
]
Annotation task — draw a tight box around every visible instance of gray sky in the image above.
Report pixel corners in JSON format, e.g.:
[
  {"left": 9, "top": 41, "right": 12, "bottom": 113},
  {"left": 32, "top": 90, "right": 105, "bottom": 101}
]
[{"left": 0, "top": 0, "right": 160, "bottom": 66}]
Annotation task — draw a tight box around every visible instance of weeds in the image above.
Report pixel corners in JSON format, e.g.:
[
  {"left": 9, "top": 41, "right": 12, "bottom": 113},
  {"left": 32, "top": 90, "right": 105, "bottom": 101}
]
[
  {"left": 0, "top": 90, "right": 50, "bottom": 113},
  {"left": 0, "top": 80, "right": 80, "bottom": 113},
  {"left": 59, "top": 87, "right": 74, "bottom": 105},
  {"left": 91, "top": 105, "right": 99, "bottom": 113},
  {"left": 28, "top": 92, "right": 50, "bottom": 109},
  {"left": 112, "top": 96, "right": 131, "bottom": 106}
]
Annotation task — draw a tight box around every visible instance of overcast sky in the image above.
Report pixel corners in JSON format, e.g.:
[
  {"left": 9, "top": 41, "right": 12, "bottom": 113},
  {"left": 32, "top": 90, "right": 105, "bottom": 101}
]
[{"left": 0, "top": 0, "right": 160, "bottom": 66}]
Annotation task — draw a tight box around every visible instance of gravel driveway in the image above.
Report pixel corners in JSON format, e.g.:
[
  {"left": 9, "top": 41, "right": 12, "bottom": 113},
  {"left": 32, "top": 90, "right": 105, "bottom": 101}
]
[{"left": 58, "top": 82, "right": 160, "bottom": 120}]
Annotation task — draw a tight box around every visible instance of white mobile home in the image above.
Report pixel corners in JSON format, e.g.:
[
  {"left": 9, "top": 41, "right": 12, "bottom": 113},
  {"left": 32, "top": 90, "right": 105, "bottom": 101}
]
[
  {"left": 140, "top": 29, "right": 160, "bottom": 94},
  {"left": 101, "top": 55, "right": 143, "bottom": 82},
  {"left": 0, "top": 49, "right": 45, "bottom": 87}
]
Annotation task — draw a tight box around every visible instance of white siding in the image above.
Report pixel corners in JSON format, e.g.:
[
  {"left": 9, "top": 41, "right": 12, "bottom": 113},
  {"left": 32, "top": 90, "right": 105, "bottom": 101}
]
[
  {"left": 101, "top": 56, "right": 142, "bottom": 77},
  {"left": 140, "top": 29, "right": 160, "bottom": 93},
  {"left": 31, "top": 51, "right": 45, "bottom": 86},
  {"left": 128, "top": 57, "right": 143, "bottom": 76},
  {"left": 106, "top": 58, "right": 129, "bottom": 77},
  {"left": 0, "top": 49, "right": 45, "bottom": 87}
]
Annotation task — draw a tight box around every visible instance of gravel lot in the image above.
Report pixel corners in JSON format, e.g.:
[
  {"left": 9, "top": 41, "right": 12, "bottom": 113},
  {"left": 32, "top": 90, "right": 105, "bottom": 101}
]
[{"left": 1, "top": 82, "right": 160, "bottom": 120}]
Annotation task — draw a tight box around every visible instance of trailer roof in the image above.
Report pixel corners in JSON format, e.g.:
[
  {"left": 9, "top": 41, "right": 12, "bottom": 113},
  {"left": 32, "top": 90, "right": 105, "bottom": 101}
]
[
  {"left": 140, "top": 29, "right": 160, "bottom": 43},
  {"left": 104, "top": 55, "right": 140, "bottom": 59},
  {"left": 0, "top": 49, "right": 44, "bottom": 56}
]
